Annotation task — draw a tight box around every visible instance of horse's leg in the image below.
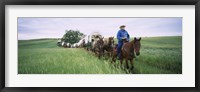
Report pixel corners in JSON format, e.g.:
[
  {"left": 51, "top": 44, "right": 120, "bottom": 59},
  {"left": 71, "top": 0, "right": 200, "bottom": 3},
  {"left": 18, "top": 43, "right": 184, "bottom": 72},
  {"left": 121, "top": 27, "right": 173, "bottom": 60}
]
[
  {"left": 103, "top": 50, "right": 104, "bottom": 57},
  {"left": 126, "top": 58, "right": 129, "bottom": 69},
  {"left": 102, "top": 49, "right": 104, "bottom": 57},
  {"left": 101, "top": 51, "right": 103, "bottom": 58},
  {"left": 105, "top": 51, "right": 109, "bottom": 59},
  {"left": 98, "top": 51, "right": 101, "bottom": 59},
  {"left": 130, "top": 59, "right": 134, "bottom": 70},
  {"left": 114, "top": 53, "right": 117, "bottom": 63},
  {"left": 119, "top": 57, "right": 122, "bottom": 68},
  {"left": 100, "top": 50, "right": 103, "bottom": 59},
  {"left": 111, "top": 52, "right": 115, "bottom": 63},
  {"left": 111, "top": 55, "right": 114, "bottom": 63},
  {"left": 110, "top": 51, "right": 112, "bottom": 58},
  {"left": 98, "top": 54, "right": 100, "bottom": 59}
]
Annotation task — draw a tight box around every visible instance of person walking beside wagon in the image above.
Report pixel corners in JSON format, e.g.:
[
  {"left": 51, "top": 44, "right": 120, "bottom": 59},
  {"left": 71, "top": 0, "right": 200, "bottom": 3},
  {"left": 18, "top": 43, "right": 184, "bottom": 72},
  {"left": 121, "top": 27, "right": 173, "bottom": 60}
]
[{"left": 117, "top": 25, "right": 130, "bottom": 60}]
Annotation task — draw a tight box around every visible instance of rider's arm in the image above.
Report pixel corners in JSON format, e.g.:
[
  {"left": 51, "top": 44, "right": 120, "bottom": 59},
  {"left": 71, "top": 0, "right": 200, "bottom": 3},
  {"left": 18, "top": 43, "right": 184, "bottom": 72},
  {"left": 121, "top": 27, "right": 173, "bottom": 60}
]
[{"left": 117, "top": 31, "right": 122, "bottom": 41}]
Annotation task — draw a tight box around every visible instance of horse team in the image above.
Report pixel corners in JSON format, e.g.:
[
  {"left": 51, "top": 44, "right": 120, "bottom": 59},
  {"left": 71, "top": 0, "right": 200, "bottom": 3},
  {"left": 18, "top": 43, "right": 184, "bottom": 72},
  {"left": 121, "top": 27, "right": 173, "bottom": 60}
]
[
  {"left": 57, "top": 39, "right": 86, "bottom": 48},
  {"left": 57, "top": 36, "right": 142, "bottom": 70},
  {"left": 86, "top": 36, "right": 142, "bottom": 70}
]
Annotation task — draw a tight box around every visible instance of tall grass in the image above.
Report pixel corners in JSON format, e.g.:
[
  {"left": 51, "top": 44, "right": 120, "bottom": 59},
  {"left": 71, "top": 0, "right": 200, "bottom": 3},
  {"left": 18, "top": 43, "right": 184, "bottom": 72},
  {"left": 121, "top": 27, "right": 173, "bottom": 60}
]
[
  {"left": 18, "top": 36, "right": 182, "bottom": 74},
  {"left": 18, "top": 40, "right": 125, "bottom": 74}
]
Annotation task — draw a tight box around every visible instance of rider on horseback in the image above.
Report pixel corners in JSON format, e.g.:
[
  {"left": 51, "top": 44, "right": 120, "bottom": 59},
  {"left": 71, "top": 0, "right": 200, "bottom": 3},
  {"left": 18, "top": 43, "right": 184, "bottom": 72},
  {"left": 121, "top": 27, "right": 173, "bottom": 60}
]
[{"left": 117, "top": 25, "right": 130, "bottom": 60}]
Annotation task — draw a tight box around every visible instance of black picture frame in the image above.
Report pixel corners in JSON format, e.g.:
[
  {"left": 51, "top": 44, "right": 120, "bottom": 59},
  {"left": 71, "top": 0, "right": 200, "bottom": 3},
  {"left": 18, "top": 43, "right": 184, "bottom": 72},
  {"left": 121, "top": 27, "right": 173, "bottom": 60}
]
[{"left": 0, "top": 0, "right": 199, "bottom": 92}]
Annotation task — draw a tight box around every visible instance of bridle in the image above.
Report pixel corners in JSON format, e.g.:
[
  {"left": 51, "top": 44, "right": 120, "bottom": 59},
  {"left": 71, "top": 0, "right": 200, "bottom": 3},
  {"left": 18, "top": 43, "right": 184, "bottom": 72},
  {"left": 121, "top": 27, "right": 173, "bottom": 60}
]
[{"left": 133, "top": 40, "right": 140, "bottom": 52}]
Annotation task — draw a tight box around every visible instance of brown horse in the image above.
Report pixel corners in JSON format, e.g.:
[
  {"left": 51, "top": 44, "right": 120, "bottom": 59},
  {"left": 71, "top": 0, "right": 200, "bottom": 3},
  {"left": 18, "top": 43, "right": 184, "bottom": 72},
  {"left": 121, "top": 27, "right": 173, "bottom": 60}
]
[
  {"left": 98, "top": 37, "right": 104, "bottom": 58},
  {"left": 111, "top": 44, "right": 118, "bottom": 63},
  {"left": 93, "top": 37, "right": 104, "bottom": 58},
  {"left": 120, "top": 37, "right": 141, "bottom": 70},
  {"left": 103, "top": 37, "right": 115, "bottom": 57}
]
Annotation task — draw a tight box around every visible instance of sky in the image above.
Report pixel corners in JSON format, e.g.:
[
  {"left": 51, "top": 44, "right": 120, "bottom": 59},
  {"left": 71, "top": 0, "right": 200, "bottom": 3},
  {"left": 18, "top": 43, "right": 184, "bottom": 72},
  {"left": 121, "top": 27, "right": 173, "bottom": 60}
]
[{"left": 18, "top": 18, "right": 182, "bottom": 40}]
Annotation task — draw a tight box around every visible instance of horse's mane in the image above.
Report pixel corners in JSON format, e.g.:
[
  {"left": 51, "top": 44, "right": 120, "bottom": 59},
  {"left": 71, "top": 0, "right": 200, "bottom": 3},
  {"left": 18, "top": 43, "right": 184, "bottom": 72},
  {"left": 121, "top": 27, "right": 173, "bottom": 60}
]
[{"left": 130, "top": 39, "right": 135, "bottom": 46}]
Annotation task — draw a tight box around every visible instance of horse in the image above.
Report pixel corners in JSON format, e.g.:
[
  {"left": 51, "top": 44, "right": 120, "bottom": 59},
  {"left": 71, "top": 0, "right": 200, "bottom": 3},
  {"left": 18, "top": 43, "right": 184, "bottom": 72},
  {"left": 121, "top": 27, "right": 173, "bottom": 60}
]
[
  {"left": 80, "top": 39, "right": 86, "bottom": 48},
  {"left": 97, "top": 37, "right": 104, "bottom": 58},
  {"left": 93, "top": 37, "right": 104, "bottom": 58},
  {"left": 119, "top": 37, "right": 141, "bottom": 70},
  {"left": 111, "top": 44, "right": 118, "bottom": 63},
  {"left": 57, "top": 39, "right": 62, "bottom": 46},
  {"left": 62, "top": 41, "right": 68, "bottom": 48},
  {"left": 72, "top": 43, "right": 78, "bottom": 48},
  {"left": 103, "top": 37, "right": 115, "bottom": 57}
]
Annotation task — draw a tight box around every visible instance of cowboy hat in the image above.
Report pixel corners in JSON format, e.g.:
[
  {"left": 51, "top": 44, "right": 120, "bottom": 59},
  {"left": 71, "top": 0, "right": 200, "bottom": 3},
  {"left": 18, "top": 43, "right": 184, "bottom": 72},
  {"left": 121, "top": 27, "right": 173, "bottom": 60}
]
[{"left": 120, "top": 25, "right": 126, "bottom": 28}]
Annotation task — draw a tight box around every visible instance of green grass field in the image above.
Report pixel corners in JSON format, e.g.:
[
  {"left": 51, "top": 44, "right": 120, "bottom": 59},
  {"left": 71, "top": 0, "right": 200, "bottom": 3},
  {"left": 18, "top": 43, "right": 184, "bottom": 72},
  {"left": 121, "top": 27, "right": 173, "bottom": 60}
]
[{"left": 18, "top": 36, "right": 182, "bottom": 74}]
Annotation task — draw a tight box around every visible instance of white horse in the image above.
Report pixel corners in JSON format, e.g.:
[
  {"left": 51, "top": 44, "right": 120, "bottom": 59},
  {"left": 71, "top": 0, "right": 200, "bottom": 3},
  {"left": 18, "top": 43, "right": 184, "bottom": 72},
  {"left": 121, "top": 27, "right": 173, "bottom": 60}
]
[
  {"left": 61, "top": 41, "right": 65, "bottom": 47},
  {"left": 72, "top": 43, "right": 79, "bottom": 48},
  {"left": 61, "top": 41, "right": 71, "bottom": 48}
]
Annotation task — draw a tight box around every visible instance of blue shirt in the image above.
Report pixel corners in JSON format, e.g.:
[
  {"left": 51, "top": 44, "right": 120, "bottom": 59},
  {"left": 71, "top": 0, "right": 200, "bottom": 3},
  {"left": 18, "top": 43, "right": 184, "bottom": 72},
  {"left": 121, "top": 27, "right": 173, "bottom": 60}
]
[{"left": 117, "top": 29, "right": 130, "bottom": 42}]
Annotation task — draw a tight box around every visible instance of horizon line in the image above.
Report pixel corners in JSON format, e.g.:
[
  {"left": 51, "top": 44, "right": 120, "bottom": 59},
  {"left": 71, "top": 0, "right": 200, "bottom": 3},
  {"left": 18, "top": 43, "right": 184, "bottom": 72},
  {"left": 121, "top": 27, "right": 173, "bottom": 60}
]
[{"left": 18, "top": 35, "right": 182, "bottom": 40}]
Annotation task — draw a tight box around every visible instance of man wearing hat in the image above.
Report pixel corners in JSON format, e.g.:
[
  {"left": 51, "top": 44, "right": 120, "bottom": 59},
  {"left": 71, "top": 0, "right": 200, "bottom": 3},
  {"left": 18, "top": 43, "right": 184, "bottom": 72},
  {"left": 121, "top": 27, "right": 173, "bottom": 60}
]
[{"left": 117, "top": 25, "right": 130, "bottom": 60}]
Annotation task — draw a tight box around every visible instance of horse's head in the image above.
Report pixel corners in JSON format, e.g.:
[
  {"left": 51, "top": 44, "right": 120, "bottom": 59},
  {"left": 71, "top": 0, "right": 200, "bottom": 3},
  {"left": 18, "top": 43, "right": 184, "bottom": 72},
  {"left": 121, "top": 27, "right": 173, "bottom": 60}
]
[
  {"left": 133, "top": 37, "right": 141, "bottom": 56},
  {"left": 99, "top": 37, "right": 104, "bottom": 44},
  {"left": 98, "top": 37, "right": 104, "bottom": 49},
  {"left": 108, "top": 36, "right": 114, "bottom": 47}
]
